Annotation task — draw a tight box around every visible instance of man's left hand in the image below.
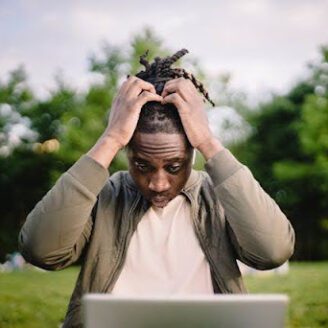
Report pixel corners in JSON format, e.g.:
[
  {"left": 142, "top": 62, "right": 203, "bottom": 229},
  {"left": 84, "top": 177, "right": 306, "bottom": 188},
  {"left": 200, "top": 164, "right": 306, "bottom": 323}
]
[{"left": 161, "top": 78, "right": 224, "bottom": 160}]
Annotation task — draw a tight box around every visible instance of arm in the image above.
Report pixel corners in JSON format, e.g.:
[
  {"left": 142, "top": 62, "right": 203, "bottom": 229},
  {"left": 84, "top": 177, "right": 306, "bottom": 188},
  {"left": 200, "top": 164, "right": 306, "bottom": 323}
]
[
  {"left": 205, "top": 149, "right": 295, "bottom": 269},
  {"left": 18, "top": 155, "right": 109, "bottom": 270},
  {"left": 162, "top": 78, "right": 295, "bottom": 269},
  {"left": 19, "top": 77, "right": 162, "bottom": 270}
]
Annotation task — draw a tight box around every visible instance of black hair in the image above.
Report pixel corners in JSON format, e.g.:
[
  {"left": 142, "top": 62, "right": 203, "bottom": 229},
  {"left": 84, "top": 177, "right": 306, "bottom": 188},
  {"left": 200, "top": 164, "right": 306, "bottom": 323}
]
[{"left": 133, "top": 49, "right": 214, "bottom": 135}]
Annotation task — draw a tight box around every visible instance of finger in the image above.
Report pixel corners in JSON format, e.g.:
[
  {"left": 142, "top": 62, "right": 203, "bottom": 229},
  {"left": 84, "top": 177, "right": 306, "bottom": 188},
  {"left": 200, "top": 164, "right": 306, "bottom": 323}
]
[
  {"left": 135, "top": 91, "right": 163, "bottom": 107},
  {"left": 165, "top": 77, "right": 194, "bottom": 90},
  {"left": 162, "top": 78, "right": 193, "bottom": 101},
  {"left": 161, "top": 79, "right": 179, "bottom": 97},
  {"left": 126, "top": 77, "right": 157, "bottom": 96},
  {"left": 161, "top": 93, "right": 186, "bottom": 111},
  {"left": 115, "top": 81, "right": 130, "bottom": 98}
]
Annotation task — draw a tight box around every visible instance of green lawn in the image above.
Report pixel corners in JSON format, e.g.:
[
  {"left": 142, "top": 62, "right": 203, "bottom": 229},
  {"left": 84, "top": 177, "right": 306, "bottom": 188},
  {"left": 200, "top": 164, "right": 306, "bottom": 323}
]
[
  {"left": 245, "top": 262, "right": 328, "bottom": 327},
  {"left": 0, "top": 262, "right": 327, "bottom": 327}
]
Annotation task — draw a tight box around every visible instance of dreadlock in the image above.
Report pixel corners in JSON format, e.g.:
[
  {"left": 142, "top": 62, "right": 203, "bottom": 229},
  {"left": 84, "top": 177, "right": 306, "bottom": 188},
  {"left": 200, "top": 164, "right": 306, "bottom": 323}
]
[
  {"left": 136, "top": 49, "right": 215, "bottom": 106},
  {"left": 132, "top": 49, "right": 214, "bottom": 137}
]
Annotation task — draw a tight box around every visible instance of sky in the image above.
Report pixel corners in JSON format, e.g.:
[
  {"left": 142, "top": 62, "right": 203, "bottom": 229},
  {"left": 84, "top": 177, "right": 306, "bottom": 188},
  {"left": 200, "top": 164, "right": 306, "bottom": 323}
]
[{"left": 1, "top": 0, "right": 328, "bottom": 102}]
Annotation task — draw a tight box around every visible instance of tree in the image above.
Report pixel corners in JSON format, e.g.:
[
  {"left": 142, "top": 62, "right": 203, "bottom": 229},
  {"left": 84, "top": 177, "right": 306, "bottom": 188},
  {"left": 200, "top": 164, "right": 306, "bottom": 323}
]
[{"left": 233, "top": 46, "right": 328, "bottom": 260}]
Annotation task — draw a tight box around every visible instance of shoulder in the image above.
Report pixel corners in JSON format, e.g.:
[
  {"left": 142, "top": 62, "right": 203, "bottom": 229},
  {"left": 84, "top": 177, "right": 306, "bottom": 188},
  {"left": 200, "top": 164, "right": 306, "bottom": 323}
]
[
  {"left": 99, "top": 171, "right": 137, "bottom": 198},
  {"left": 198, "top": 170, "right": 215, "bottom": 189},
  {"left": 184, "top": 169, "right": 216, "bottom": 199}
]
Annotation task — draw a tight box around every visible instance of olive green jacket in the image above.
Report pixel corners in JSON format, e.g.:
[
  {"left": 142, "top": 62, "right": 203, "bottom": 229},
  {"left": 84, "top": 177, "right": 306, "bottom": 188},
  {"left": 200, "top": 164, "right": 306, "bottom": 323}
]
[{"left": 18, "top": 149, "right": 295, "bottom": 327}]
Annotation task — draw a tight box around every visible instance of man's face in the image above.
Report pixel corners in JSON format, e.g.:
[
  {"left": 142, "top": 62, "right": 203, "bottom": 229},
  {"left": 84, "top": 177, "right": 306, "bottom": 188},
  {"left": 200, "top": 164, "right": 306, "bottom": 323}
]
[{"left": 128, "top": 132, "right": 193, "bottom": 208}]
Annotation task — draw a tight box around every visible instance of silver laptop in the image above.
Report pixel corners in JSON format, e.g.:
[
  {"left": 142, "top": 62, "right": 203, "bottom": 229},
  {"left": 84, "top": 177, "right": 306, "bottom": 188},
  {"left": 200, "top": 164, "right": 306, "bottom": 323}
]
[{"left": 83, "top": 294, "right": 288, "bottom": 328}]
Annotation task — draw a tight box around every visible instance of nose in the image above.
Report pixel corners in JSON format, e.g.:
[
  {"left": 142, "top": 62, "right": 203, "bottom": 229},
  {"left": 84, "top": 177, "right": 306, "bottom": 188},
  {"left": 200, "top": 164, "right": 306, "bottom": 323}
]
[{"left": 148, "top": 170, "right": 170, "bottom": 193}]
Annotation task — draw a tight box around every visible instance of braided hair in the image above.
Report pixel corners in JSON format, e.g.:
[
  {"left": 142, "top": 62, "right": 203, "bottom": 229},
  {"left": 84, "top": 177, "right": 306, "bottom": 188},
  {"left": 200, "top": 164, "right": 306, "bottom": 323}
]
[
  {"left": 132, "top": 49, "right": 214, "bottom": 137},
  {"left": 136, "top": 49, "right": 215, "bottom": 106}
]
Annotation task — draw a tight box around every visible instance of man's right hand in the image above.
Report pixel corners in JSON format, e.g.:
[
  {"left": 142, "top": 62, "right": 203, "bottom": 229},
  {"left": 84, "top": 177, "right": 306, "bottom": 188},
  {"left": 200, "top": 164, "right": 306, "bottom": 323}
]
[
  {"left": 87, "top": 77, "right": 162, "bottom": 169},
  {"left": 105, "top": 76, "right": 162, "bottom": 149}
]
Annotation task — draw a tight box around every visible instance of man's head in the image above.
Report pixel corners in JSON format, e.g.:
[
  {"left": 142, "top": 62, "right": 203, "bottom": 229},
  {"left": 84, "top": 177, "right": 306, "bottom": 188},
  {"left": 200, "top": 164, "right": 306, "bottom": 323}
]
[
  {"left": 127, "top": 49, "right": 213, "bottom": 208},
  {"left": 128, "top": 131, "right": 193, "bottom": 208}
]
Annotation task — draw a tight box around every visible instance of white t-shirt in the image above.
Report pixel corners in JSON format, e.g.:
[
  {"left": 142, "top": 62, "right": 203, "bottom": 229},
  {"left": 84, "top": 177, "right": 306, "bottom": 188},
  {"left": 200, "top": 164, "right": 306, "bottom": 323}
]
[{"left": 111, "top": 195, "right": 214, "bottom": 295}]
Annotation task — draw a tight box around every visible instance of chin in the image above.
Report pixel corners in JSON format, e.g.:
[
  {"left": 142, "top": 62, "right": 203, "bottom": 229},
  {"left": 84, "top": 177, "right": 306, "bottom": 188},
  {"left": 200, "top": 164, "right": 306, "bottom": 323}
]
[
  {"left": 150, "top": 195, "right": 173, "bottom": 208},
  {"left": 151, "top": 199, "right": 170, "bottom": 208}
]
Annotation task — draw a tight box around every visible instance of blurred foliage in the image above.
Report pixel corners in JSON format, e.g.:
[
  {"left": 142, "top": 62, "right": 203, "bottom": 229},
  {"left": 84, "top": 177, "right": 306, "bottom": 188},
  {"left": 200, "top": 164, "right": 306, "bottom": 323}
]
[{"left": 232, "top": 46, "right": 328, "bottom": 260}]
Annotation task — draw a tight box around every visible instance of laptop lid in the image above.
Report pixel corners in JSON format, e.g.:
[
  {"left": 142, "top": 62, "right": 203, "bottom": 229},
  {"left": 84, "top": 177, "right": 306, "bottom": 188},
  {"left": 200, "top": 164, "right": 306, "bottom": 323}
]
[{"left": 83, "top": 294, "right": 288, "bottom": 328}]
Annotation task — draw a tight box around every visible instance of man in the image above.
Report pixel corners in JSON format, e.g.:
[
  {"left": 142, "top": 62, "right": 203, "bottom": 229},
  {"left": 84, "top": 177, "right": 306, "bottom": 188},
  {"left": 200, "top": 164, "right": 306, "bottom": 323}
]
[{"left": 19, "top": 49, "right": 295, "bottom": 327}]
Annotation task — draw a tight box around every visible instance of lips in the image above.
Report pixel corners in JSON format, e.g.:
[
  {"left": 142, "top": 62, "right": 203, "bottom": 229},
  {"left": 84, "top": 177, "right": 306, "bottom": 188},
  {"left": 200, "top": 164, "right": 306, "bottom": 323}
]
[{"left": 151, "top": 195, "right": 170, "bottom": 208}]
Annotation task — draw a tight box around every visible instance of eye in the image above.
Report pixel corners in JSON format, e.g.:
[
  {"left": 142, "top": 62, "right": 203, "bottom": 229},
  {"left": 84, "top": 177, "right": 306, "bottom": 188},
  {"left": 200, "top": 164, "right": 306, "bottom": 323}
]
[
  {"left": 166, "top": 164, "right": 182, "bottom": 174},
  {"left": 134, "top": 161, "right": 152, "bottom": 173}
]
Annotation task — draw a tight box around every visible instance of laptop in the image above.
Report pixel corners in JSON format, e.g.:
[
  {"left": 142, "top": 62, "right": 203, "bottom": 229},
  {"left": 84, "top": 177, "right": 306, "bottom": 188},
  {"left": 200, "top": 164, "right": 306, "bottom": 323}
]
[{"left": 82, "top": 294, "right": 288, "bottom": 328}]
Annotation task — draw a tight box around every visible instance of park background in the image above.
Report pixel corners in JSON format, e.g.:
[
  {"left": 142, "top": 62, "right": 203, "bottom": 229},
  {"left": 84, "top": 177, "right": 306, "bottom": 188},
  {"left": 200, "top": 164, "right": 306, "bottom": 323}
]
[{"left": 0, "top": 0, "right": 328, "bottom": 327}]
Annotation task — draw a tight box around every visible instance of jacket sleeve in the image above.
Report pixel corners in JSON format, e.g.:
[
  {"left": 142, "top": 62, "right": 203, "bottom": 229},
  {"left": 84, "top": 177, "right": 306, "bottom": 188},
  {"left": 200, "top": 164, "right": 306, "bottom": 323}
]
[
  {"left": 18, "top": 155, "right": 109, "bottom": 270},
  {"left": 205, "top": 149, "right": 295, "bottom": 270}
]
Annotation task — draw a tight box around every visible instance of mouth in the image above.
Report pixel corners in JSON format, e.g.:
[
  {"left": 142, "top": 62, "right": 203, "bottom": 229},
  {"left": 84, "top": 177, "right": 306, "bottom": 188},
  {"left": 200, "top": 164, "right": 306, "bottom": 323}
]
[{"left": 150, "top": 195, "right": 170, "bottom": 208}]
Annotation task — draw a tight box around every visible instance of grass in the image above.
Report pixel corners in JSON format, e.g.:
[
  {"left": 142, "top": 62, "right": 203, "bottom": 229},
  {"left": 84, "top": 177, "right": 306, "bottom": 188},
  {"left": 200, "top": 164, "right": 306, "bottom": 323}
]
[
  {"left": 0, "top": 268, "right": 77, "bottom": 328},
  {"left": 0, "top": 262, "right": 327, "bottom": 327},
  {"left": 245, "top": 262, "right": 328, "bottom": 328}
]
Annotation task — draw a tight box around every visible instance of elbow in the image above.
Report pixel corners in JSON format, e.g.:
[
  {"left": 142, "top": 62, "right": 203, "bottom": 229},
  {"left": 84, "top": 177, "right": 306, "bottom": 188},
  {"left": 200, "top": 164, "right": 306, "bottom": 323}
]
[
  {"left": 266, "top": 224, "right": 295, "bottom": 269},
  {"left": 18, "top": 231, "right": 66, "bottom": 271},
  {"left": 239, "top": 231, "right": 295, "bottom": 271},
  {"left": 254, "top": 219, "right": 296, "bottom": 270},
  {"left": 243, "top": 248, "right": 293, "bottom": 271},
  {"left": 258, "top": 245, "right": 294, "bottom": 270},
  {"left": 253, "top": 234, "right": 295, "bottom": 270}
]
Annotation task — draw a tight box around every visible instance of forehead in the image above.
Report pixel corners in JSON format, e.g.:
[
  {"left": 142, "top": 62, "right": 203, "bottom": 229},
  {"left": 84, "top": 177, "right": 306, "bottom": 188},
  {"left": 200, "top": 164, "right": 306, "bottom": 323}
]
[{"left": 129, "top": 132, "right": 190, "bottom": 160}]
